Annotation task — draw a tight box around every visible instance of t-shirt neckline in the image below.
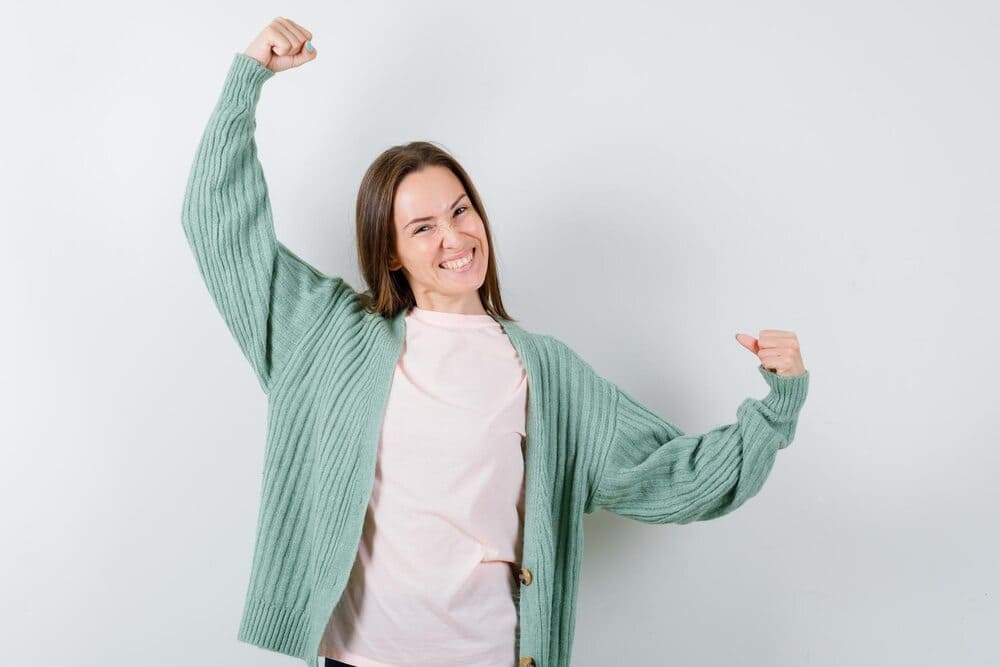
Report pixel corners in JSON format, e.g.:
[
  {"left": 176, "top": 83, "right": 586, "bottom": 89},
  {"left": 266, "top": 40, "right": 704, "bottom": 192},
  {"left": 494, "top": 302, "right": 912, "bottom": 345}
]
[{"left": 407, "top": 305, "right": 499, "bottom": 329}]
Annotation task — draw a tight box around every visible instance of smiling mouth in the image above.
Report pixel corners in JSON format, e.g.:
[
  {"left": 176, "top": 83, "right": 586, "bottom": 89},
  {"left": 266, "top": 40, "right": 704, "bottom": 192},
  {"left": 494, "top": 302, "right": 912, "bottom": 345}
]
[{"left": 439, "top": 247, "right": 475, "bottom": 270}]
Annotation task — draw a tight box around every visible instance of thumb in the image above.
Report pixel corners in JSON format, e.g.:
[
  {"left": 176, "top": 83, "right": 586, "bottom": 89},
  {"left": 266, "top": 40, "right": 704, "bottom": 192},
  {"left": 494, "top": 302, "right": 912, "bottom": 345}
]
[
  {"left": 735, "top": 332, "right": 758, "bottom": 353},
  {"left": 291, "top": 41, "right": 318, "bottom": 68}
]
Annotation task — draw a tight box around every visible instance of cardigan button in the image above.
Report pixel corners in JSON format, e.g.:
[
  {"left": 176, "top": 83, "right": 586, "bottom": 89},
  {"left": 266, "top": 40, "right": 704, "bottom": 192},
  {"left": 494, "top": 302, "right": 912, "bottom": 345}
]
[
  {"left": 518, "top": 657, "right": 536, "bottom": 667},
  {"left": 518, "top": 566, "right": 533, "bottom": 586}
]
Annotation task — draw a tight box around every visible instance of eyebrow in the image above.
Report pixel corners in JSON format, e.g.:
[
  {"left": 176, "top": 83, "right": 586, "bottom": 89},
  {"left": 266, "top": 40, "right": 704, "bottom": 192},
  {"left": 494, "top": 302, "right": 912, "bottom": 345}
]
[{"left": 405, "top": 193, "right": 468, "bottom": 228}]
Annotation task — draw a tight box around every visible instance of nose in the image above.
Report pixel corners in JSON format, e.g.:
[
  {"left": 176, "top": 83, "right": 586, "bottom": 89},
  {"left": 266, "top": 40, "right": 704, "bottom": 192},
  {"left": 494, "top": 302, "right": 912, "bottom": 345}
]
[{"left": 438, "top": 218, "right": 462, "bottom": 243}]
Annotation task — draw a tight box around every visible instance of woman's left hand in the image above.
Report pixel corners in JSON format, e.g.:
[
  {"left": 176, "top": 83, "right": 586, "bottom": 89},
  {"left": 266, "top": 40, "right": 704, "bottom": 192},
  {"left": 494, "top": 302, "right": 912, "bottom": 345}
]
[{"left": 735, "top": 329, "right": 807, "bottom": 377}]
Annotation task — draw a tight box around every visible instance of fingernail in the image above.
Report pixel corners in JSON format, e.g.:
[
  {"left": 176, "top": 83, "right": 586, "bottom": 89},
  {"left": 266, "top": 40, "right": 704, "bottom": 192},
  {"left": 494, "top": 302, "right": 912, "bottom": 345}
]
[{"left": 306, "top": 41, "right": 314, "bottom": 52}]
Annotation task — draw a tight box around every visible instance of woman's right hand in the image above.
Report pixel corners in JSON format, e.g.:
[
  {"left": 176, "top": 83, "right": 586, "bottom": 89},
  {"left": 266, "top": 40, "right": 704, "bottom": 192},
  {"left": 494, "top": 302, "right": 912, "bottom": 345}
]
[{"left": 244, "top": 17, "right": 317, "bottom": 73}]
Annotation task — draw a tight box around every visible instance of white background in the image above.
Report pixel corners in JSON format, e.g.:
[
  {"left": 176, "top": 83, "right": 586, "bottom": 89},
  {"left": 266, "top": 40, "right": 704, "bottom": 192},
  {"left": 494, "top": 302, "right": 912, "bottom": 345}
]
[{"left": 3, "top": 1, "right": 998, "bottom": 665}]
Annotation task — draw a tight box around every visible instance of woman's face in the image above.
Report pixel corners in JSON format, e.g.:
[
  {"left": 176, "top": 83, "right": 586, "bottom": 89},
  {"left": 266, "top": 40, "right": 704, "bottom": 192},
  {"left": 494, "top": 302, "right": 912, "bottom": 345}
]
[{"left": 390, "top": 165, "right": 490, "bottom": 313}]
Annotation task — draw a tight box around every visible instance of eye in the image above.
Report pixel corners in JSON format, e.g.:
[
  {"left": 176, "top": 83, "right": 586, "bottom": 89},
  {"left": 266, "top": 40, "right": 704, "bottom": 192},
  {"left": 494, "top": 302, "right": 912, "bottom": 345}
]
[
  {"left": 455, "top": 206, "right": 467, "bottom": 216},
  {"left": 414, "top": 224, "right": 430, "bottom": 234}
]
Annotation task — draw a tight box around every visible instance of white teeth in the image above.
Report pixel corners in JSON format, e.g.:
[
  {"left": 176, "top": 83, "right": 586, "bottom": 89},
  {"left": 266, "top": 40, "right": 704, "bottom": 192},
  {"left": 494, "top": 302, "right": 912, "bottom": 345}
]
[{"left": 440, "top": 250, "right": 473, "bottom": 269}]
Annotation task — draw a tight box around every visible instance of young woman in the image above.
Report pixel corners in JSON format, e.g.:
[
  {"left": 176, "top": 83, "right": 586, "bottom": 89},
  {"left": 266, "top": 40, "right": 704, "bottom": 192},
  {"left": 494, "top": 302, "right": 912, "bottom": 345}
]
[{"left": 181, "top": 17, "right": 810, "bottom": 667}]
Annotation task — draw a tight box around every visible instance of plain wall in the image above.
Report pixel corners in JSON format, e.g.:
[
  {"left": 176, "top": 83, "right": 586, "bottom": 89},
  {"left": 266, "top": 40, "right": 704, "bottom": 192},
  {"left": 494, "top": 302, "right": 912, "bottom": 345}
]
[{"left": 3, "top": 1, "right": 998, "bottom": 665}]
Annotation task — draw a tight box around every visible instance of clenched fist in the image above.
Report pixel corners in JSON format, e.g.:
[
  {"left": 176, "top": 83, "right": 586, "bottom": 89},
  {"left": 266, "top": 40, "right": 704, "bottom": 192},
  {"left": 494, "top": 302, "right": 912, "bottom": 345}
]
[
  {"left": 244, "top": 17, "right": 318, "bottom": 73},
  {"left": 735, "top": 330, "right": 807, "bottom": 377}
]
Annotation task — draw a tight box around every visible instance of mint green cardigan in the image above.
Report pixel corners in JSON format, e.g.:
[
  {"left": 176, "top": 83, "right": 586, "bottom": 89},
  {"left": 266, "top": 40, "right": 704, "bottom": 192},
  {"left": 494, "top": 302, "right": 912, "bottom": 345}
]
[{"left": 181, "top": 52, "right": 810, "bottom": 667}]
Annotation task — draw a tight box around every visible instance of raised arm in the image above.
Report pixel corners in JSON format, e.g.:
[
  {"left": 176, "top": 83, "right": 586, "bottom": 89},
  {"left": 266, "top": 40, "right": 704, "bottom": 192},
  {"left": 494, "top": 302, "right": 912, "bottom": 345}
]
[
  {"left": 585, "top": 365, "right": 810, "bottom": 523},
  {"left": 181, "top": 38, "right": 349, "bottom": 394}
]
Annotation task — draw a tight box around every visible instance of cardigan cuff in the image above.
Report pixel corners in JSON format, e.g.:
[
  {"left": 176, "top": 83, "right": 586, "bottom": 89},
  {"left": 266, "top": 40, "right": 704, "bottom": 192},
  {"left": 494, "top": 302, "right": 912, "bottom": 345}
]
[
  {"left": 757, "top": 364, "right": 809, "bottom": 419},
  {"left": 219, "top": 52, "right": 276, "bottom": 110}
]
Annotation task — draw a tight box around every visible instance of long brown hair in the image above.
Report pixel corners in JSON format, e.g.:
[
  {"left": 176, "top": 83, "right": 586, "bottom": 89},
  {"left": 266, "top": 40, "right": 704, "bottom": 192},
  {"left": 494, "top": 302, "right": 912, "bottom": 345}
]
[{"left": 354, "top": 140, "right": 517, "bottom": 322}]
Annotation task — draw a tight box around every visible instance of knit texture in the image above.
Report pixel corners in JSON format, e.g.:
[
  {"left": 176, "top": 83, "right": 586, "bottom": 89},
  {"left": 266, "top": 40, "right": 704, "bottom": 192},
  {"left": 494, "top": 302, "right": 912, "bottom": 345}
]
[{"left": 181, "top": 51, "right": 811, "bottom": 667}]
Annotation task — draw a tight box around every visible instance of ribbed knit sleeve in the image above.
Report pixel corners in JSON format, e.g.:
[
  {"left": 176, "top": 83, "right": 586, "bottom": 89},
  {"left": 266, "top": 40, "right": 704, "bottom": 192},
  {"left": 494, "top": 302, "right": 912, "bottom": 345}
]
[
  {"left": 587, "top": 365, "right": 810, "bottom": 523},
  {"left": 181, "top": 52, "right": 350, "bottom": 394}
]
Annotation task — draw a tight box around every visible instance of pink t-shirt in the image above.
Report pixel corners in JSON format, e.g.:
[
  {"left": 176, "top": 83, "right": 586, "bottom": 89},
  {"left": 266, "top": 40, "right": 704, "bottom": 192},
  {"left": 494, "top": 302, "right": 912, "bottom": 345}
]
[{"left": 319, "top": 305, "right": 528, "bottom": 667}]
